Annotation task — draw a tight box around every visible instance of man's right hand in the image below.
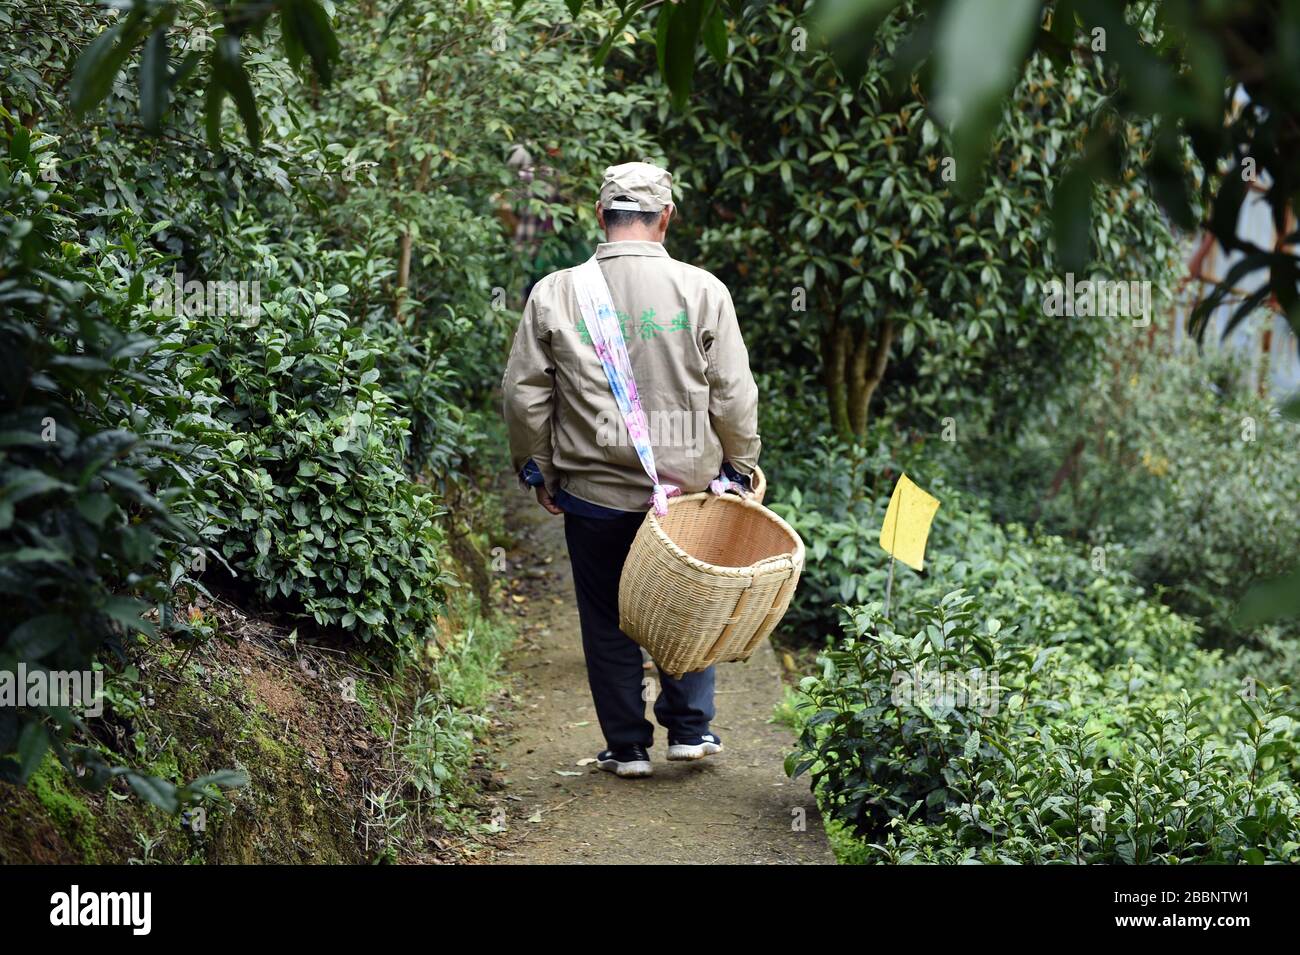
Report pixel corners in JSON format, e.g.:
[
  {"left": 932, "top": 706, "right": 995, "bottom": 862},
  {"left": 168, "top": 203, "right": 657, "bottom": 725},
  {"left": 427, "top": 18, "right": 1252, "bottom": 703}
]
[{"left": 536, "top": 485, "right": 563, "bottom": 515}]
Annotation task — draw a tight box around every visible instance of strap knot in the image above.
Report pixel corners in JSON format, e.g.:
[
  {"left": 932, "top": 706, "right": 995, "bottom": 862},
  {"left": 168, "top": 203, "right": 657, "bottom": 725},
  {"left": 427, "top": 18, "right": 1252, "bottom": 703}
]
[{"left": 650, "top": 483, "right": 681, "bottom": 516}]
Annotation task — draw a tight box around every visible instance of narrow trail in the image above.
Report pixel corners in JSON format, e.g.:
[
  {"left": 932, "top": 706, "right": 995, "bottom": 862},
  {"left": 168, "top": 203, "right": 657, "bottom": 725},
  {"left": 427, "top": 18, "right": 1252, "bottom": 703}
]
[{"left": 491, "top": 483, "right": 835, "bottom": 865}]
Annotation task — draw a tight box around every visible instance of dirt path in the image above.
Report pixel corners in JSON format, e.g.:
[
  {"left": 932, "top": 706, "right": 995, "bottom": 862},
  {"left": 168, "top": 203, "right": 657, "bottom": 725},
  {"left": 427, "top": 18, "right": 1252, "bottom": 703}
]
[{"left": 490, "top": 485, "right": 835, "bottom": 865}]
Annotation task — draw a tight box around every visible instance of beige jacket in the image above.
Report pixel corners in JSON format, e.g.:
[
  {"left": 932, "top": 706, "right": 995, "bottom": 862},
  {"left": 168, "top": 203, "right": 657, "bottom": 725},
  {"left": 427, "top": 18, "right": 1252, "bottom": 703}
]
[{"left": 502, "top": 240, "right": 760, "bottom": 512}]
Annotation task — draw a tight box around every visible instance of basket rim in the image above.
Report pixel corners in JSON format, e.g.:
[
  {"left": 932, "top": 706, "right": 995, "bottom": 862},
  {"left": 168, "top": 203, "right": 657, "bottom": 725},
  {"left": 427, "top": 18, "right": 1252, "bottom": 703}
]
[{"left": 643, "top": 491, "right": 805, "bottom": 577}]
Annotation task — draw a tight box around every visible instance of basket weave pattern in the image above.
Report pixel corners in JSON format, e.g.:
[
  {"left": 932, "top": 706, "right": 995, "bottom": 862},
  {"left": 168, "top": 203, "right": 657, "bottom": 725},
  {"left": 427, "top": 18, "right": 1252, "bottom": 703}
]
[{"left": 618, "top": 473, "right": 804, "bottom": 678}]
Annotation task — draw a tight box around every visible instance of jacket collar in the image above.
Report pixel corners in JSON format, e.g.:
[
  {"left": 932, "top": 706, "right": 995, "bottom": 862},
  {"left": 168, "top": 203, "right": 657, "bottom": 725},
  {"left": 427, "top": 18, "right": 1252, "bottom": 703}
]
[{"left": 594, "top": 240, "right": 670, "bottom": 260}]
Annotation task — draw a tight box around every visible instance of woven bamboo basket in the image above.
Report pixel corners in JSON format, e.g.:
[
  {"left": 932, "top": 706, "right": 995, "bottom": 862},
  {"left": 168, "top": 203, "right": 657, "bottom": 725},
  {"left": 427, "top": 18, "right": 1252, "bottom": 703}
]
[{"left": 618, "top": 466, "right": 803, "bottom": 678}]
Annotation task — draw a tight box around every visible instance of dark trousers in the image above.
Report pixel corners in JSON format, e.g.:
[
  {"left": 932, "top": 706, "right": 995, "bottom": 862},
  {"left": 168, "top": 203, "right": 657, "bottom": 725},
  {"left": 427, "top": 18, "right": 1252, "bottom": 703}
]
[{"left": 563, "top": 510, "right": 716, "bottom": 750}]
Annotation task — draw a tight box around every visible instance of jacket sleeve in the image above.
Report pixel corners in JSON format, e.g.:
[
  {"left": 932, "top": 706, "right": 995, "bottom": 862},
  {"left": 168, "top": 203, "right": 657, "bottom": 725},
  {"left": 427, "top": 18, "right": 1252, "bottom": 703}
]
[
  {"left": 502, "top": 288, "right": 559, "bottom": 492},
  {"left": 702, "top": 283, "right": 761, "bottom": 476}
]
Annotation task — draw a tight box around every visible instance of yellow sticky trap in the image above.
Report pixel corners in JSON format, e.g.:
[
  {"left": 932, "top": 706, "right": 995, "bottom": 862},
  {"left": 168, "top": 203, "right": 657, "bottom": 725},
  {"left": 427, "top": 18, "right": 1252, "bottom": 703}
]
[{"left": 879, "top": 474, "right": 941, "bottom": 572}]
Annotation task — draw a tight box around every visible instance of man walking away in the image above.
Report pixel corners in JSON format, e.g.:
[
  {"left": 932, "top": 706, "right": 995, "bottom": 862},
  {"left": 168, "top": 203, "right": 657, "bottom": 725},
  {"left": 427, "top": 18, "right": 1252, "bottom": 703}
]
[{"left": 502, "top": 161, "right": 760, "bottom": 778}]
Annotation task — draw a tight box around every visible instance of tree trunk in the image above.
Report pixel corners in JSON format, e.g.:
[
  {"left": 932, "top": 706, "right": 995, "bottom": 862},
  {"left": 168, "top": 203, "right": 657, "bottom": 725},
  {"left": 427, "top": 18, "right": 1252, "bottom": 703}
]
[
  {"left": 821, "top": 315, "right": 894, "bottom": 443},
  {"left": 394, "top": 232, "right": 413, "bottom": 321},
  {"left": 848, "top": 319, "right": 894, "bottom": 437},
  {"left": 821, "top": 317, "right": 851, "bottom": 439},
  {"left": 393, "top": 154, "right": 434, "bottom": 322}
]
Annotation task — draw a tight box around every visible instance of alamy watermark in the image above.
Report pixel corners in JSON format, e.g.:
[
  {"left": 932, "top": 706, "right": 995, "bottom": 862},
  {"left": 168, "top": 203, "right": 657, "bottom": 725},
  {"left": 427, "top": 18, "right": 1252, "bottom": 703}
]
[
  {"left": 1, "top": 664, "right": 103, "bottom": 718},
  {"left": 151, "top": 270, "right": 261, "bottom": 324},
  {"left": 891, "top": 665, "right": 1001, "bottom": 716},
  {"left": 596, "top": 408, "right": 709, "bottom": 458},
  {"left": 49, "top": 885, "right": 151, "bottom": 935},
  {"left": 1042, "top": 272, "right": 1152, "bottom": 328}
]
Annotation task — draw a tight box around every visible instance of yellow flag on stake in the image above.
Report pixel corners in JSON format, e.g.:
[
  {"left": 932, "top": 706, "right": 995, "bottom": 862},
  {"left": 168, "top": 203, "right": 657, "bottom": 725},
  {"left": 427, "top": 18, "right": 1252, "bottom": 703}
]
[{"left": 879, "top": 474, "right": 941, "bottom": 572}]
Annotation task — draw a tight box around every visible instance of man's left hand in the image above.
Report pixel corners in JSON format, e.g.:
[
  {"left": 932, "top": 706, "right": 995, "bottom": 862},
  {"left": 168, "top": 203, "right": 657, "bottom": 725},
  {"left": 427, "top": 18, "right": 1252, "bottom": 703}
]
[{"left": 536, "top": 485, "right": 563, "bottom": 515}]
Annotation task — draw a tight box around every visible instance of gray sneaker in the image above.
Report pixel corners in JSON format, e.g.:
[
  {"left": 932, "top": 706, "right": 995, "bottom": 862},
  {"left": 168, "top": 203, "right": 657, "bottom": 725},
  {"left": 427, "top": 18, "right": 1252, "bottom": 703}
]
[
  {"left": 666, "top": 733, "right": 723, "bottom": 761},
  {"left": 595, "top": 745, "right": 653, "bottom": 778}
]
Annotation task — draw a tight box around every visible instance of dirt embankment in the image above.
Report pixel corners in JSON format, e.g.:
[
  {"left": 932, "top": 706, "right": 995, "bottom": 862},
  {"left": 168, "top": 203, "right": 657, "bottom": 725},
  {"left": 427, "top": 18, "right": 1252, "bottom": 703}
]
[{"left": 0, "top": 600, "right": 490, "bottom": 865}]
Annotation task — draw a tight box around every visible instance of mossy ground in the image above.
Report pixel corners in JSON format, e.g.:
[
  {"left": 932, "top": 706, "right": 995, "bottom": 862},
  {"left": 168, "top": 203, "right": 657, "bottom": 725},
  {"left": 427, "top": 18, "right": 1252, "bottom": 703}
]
[
  {"left": 1, "top": 587, "right": 516, "bottom": 864},
  {"left": 2, "top": 479, "right": 518, "bottom": 865},
  {"left": 1, "top": 632, "right": 374, "bottom": 864}
]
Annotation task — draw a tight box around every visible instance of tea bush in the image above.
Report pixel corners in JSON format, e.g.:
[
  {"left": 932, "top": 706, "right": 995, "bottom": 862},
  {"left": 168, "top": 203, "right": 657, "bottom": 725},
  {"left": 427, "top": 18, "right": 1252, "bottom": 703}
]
[
  {"left": 792, "top": 591, "right": 1300, "bottom": 864},
  {"left": 0, "top": 129, "right": 241, "bottom": 810},
  {"left": 768, "top": 434, "right": 1186, "bottom": 672},
  {"left": 775, "top": 426, "right": 1300, "bottom": 863},
  {"left": 1117, "top": 353, "right": 1299, "bottom": 647},
  {"left": 0, "top": 165, "right": 162, "bottom": 783},
  {"left": 165, "top": 286, "right": 453, "bottom": 648},
  {"left": 949, "top": 346, "right": 1300, "bottom": 649}
]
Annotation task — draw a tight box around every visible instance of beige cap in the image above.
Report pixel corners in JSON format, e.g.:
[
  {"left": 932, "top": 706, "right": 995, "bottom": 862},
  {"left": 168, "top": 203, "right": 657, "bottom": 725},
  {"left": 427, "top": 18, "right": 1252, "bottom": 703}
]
[{"left": 599, "top": 161, "right": 673, "bottom": 212}]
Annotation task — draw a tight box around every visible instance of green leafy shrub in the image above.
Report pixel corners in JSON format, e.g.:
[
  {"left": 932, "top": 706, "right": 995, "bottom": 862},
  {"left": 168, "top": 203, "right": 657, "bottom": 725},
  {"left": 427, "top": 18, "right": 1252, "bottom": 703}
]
[
  {"left": 363, "top": 308, "right": 491, "bottom": 482},
  {"left": 0, "top": 122, "right": 242, "bottom": 810},
  {"left": 0, "top": 160, "right": 170, "bottom": 783},
  {"left": 170, "top": 285, "right": 452, "bottom": 648},
  {"left": 792, "top": 590, "right": 1299, "bottom": 864},
  {"left": 1121, "top": 353, "right": 1299, "bottom": 646},
  {"left": 767, "top": 432, "right": 1190, "bottom": 671},
  {"left": 950, "top": 346, "right": 1300, "bottom": 648},
  {"left": 774, "top": 426, "right": 1300, "bottom": 863}
]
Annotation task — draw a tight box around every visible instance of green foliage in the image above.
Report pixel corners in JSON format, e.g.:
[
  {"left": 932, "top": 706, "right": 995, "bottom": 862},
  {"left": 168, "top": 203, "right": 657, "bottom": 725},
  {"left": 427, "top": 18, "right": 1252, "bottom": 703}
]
[
  {"left": 67, "top": 0, "right": 339, "bottom": 146},
  {"left": 0, "top": 116, "right": 244, "bottom": 810},
  {"left": 369, "top": 603, "right": 517, "bottom": 850},
  {"left": 948, "top": 346, "right": 1300, "bottom": 649},
  {"left": 176, "top": 288, "right": 453, "bottom": 647},
  {"left": 3, "top": 7, "right": 456, "bottom": 653},
  {"left": 623, "top": 0, "right": 1178, "bottom": 440},
  {"left": 1093, "top": 353, "right": 1299, "bottom": 647},
  {"left": 55, "top": 0, "right": 1300, "bottom": 366},
  {"left": 2, "top": 0, "right": 645, "bottom": 830},
  {"left": 774, "top": 421, "right": 1300, "bottom": 863},
  {"left": 792, "top": 590, "right": 1300, "bottom": 864},
  {"left": 817, "top": 0, "right": 1300, "bottom": 341},
  {"left": 2, "top": 0, "right": 644, "bottom": 652},
  {"left": 0, "top": 152, "right": 169, "bottom": 783},
  {"left": 367, "top": 313, "right": 490, "bottom": 481},
  {"left": 769, "top": 433, "right": 1204, "bottom": 669}
]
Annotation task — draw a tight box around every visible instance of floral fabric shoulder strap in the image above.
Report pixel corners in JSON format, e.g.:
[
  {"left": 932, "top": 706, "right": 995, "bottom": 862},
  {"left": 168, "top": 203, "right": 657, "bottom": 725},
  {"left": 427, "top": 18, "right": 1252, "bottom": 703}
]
[{"left": 571, "top": 256, "right": 680, "bottom": 516}]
